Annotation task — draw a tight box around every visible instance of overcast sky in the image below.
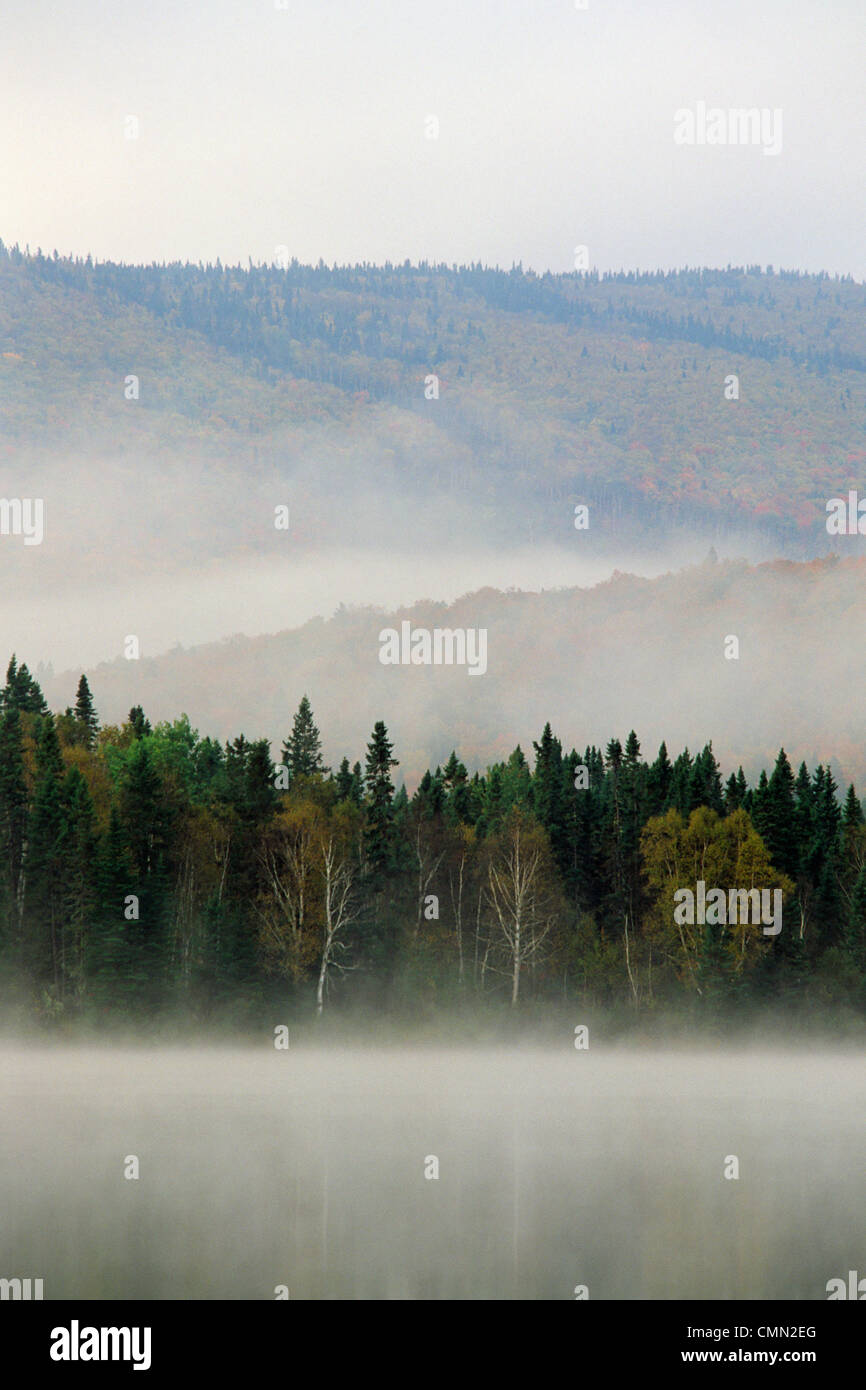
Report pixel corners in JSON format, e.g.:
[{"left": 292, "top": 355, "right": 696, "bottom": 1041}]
[{"left": 1, "top": 0, "right": 863, "bottom": 276}]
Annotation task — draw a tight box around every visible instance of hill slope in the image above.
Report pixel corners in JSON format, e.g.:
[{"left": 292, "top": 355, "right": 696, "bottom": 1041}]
[
  {"left": 2, "top": 248, "right": 865, "bottom": 555},
  {"left": 40, "top": 555, "right": 866, "bottom": 789}
]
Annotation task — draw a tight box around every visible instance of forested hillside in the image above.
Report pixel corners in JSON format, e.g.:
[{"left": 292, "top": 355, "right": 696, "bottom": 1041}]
[
  {"left": 1, "top": 657, "right": 864, "bottom": 1026},
  {"left": 38, "top": 553, "right": 866, "bottom": 790},
  {"left": 2, "top": 245, "right": 865, "bottom": 550}
]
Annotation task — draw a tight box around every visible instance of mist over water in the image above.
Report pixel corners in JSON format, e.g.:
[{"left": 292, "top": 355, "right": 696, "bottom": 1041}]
[{"left": 1, "top": 1044, "right": 860, "bottom": 1300}]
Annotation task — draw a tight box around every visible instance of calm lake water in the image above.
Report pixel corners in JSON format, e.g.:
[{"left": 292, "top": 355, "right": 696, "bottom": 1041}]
[{"left": 0, "top": 1044, "right": 862, "bottom": 1299}]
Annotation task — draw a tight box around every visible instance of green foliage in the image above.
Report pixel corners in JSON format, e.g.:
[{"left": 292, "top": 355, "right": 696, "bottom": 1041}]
[{"left": 0, "top": 652, "right": 863, "bottom": 1027}]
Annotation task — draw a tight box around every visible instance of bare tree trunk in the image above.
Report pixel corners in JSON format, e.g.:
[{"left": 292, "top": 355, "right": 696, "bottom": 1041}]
[
  {"left": 317, "top": 835, "right": 358, "bottom": 1017},
  {"left": 623, "top": 911, "right": 639, "bottom": 1005}
]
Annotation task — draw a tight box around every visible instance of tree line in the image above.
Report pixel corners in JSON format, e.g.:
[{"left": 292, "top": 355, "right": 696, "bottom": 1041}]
[{"left": 1, "top": 654, "right": 864, "bottom": 1025}]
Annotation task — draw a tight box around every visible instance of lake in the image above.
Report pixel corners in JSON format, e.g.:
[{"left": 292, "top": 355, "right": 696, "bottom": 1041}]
[{"left": 0, "top": 1043, "right": 861, "bottom": 1299}]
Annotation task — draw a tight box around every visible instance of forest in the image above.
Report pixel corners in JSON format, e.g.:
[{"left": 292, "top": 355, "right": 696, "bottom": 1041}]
[
  {"left": 1, "top": 654, "right": 864, "bottom": 1030},
  {"left": 3, "top": 245, "right": 866, "bottom": 552}
]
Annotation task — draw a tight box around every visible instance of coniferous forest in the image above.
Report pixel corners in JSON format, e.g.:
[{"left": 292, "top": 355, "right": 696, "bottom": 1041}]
[{"left": 3, "top": 652, "right": 864, "bottom": 1030}]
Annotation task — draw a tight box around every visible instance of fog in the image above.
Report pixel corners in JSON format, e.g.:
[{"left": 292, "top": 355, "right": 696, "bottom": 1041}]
[
  {"left": 4, "top": 539, "right": 778, "bottom": 676},
  {"left": 0, "top": 448, "right": 787, "bottom": 672},
  {"left": 0, "top": 1043, "right": 860, "bottom": 1299}
]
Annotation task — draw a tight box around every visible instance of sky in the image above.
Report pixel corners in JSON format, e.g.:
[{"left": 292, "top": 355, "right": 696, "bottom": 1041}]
[{"left": 1, "top": 0, "right": 863, "bottom": 276}]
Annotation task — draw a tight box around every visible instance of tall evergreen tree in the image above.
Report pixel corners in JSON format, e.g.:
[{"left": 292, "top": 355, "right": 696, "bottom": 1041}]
[
  {"left": 61, "top": 768, "right": 98, "bottom": 1002},
  {"left": 0, "top": 705, "right": 28, "bottom": 948},
  {"left": 1, "top": 654, "right": 48, "bottom": 714},
  {"left": 282, "top": 695, "right": 328, "bottom": 781},
  {"left": 364, "top": 721, "right": 399, "bottom": 883},
  {"left": 752, "top": 749, "right": 799, "bottom": 879},
  {"left": 442, "top": 751, "right": 470, "bottom": 824},
  {"left": 532, "top": 723, "right": 564, "bottom": 856},
  {"left": 647, "top": 741, "right": 672, "bottom": 816},
  {"left": 74, "top": 674, "right": 99, "bottom": 749},
  {"left": 128, "top": 705, "right": 152, "bottom": 739}
]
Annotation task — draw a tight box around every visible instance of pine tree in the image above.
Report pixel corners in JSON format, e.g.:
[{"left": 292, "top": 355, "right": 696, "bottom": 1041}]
[
  {"left": 364, "top": 721, "right": 398, "bottom": 882},
  {"left": 61, "top": 767, "right": 98, "bottom": 1002},
  {"left": 336, "top": 757, "right": 354, "bottom": 802},
  {"left": 413, "top": 768, "right": 445, "bottom": 822},
  {"left": 0, "top": 705, "right": 28, "bottom": 946},
  {"left": 244, "top": 740, "right": 278, "bottom": 824},
  {"left": 282, "top": 695, "right": 328, "bottom": 781},
  {"left": 477, "top": 764, "right": 504, "bottom": 838},
  {"left": 350, "top": 761, "right": 364, "bottom": 806},
  {"left": 128, "top": 705, "right": 152, "bottom": 739},
  {"left": 752, "top": 749, "right": 799, "bottom": 878},
  {"left": 442, "top": 750, "right": 470, "bottom": 823},
  {"left": 501, "top": 746, "right": 532, "bottom": 810},
  {"left": 1, "top": 654, "right": 48, "bottom": 715},
  {"left": 532, "top": 724, "right": 564, "bottom": 850},
  {"left": 668, "top": 749, "right": 694, "bottom": 815},
  {"left": 724, "top": 766, "right": 748, "bottom": 812},
  {"left": 690, "top": 742, "right": 724, "bottom": 813},
  {"left": 647, "top": 741, "right": 673, "bottom": 816},
  {"left": 23, "top": 738, "right": 67, "bottom": 993},
  {"left": 843, "top": 784, "right": 863, "bottom": 830},
  {"left": 119, "top": 740, "right": 173, "bottom": 1003},
  {"left": 74, "top": 674, "right": 99, "bottom": 749}
]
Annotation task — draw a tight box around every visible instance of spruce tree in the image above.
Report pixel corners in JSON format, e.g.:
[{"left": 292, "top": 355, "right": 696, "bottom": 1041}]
[
  {"left": 0, "top": 706, "right": 28, "bottom": 943},
  {"left": 244, "top": 739, "right": 278, "bottom": 823},
  {"left": 477, "top": 764, "right": 504, "bottom": 838},
  {"left": 843, "top": 784, "right": 863, "bottom": 829},
  {"left": 61, "top": 767, "right": 98, "bottom": 1001},
  {"left": 364, "top": 721, "right": 398, "bottom": 882},
  {"left": 753, "top": 749, "right": 798, "bottom": 878},
  {"left": 1, "top": 654, "right": 48, "bottom": 714},
  {"left": 690, "top": 742, "right": 724, "bottom": 813},
  {"left": 442, "top": 750, "right": 470, "bottom": 823},
  {"left": 24, "top": 739, "right": 67, "bottom": 992},
  {"left": 282, "top": 695, "right": 328, "bottom": 781},
  {"left": 128, "top": 705, "right": 152, "bottom": 739},
  {"left": 647, "top": 741, "right": 672, "bottom": 815},
  {"left": 336, "top": 756, "right": 354, "bottom": 802},
  {"left": 532, "top": 724, "right": 564, "bottom": 847},
  {"left": 74, "top": 674, "right": 99, "bottom": 749}
]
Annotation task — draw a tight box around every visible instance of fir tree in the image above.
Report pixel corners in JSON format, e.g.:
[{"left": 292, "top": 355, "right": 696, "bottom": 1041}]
[
  {"left": 753, "top": 748, "right": 799, "bottom": 878},
  {"left": 0, "top": 705, "right": 28, "bottom": 942},
  {"left": 61, "top": 768, "right": 98, "bottom": 1001},
  {"left": 364, "top": 721, "right": 398, "bottom": 882},
  {"left": 128, "top": 705, "right": 152, "bottom": 739},
  {"left": 843, "top": 784, "right": 864, "bottom": 829},
  {"left": 442, "top": 750, "right": 470, "bottom": 823},
  {"left": 282, "top": 695, "right": 328, "bottom": 781},
  {"left": 1, "top": 654, "right": 48, "bottom": 715},
  {"left": 74, "top": 674, "right": 99, "bottom": 749}
]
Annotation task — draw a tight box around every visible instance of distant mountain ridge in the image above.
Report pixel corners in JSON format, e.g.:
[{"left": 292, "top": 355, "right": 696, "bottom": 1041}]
[{"left": 2, "top": 247, "right": 865, "bottom": 552}]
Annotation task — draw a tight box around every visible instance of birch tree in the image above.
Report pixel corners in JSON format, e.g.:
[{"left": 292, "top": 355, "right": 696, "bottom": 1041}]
[
  {"left": 484, "top": 812, "right": 558, "bottom": 1005},
  {"left": 317, "top": 830, "right": 359, "bottom": 1015}
]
